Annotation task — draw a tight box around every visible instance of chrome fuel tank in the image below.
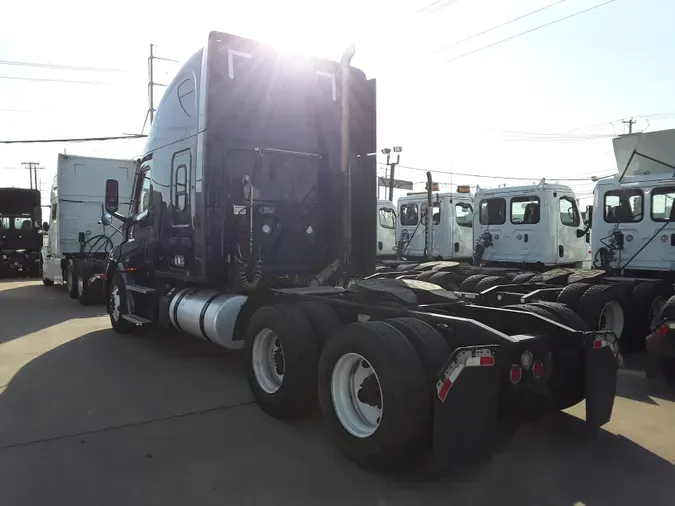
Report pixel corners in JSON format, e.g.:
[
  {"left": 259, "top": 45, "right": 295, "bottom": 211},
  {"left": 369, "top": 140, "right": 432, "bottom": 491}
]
[{"left": 168, "top": 287, "right": 248, "bottom": 350}]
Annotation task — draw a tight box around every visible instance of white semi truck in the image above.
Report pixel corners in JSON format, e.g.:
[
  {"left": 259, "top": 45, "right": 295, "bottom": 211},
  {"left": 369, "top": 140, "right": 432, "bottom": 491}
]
[
  {"left": 395, "top": 187, "right": 474, "bottom": 261},
  {"left": 41, "top": 153, "right": 135, "bottom": 304},
  {"left": 376, "top": 199, "right": 397, "bottom": 259}
]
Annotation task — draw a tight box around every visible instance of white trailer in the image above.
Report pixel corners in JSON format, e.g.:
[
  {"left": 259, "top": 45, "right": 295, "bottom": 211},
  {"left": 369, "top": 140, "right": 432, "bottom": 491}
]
[{"left": 41, "top": 154, "right": 135, "bottom": 304}]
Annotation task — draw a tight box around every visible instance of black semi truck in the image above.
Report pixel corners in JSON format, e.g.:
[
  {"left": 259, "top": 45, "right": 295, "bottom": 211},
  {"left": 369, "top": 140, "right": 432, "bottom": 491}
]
[
  {"left": 0, "top": 188, "right": 43, "bottom": 278},
  {"left": 99, "top": 31, "right": 620, "bottom": 473}
]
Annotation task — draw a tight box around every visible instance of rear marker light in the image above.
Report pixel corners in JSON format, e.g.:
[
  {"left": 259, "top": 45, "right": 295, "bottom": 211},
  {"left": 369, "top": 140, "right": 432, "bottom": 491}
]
[
  {"left": 436, "top": 347, "right": 496, "bottom": 402},
  {"left": 593, "top": 338, "right": 607, "bottom": 349},
  {"left": 520, "top": 351, "right": 533, "bottom": 370},
  {"left": 532, "top": 360, "right": 544, "bottom": 379},
  {"left": 509, "top": 365, "right": 522, "bottom": 385}
]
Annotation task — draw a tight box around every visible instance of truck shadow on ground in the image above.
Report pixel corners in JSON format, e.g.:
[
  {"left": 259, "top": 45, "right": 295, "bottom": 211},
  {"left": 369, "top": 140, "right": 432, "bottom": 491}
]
[
  {"left": 616, "top": 353, "right": 675, "bottom": 404},
  {"left": 0, "top": 326, "right": 673, "bottom": 506},
  {"left": 0, "top": 281, "right": 104, "bottom": 345}
]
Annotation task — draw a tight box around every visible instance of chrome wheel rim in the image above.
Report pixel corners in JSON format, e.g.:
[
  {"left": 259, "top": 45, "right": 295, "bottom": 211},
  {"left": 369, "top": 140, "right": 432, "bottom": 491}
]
[
  {"left": 331, "top": 353, "right": 383, "bottom": 438},
  {"left": 252, "top": 328, "right": 285, "bottom": 394},
  {"left": 649, "top": 296, "right": 666, "bottom": 330},
  {"left": 599, "top": 301, "right": 624, "bottom": 338},
  {"left": 110, "top": 286, "right": 121, "bottom": 322}
]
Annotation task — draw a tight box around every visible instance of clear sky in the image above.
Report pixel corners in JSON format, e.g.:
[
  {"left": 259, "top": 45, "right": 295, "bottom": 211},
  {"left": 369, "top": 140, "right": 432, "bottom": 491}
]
[{"left": 1, "top": 0, "right": 674, "bottom": 210}]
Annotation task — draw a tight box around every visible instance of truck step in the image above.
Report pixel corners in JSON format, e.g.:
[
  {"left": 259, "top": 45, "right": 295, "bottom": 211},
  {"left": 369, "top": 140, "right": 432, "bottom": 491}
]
[
  {"left": 122, "top": 313, "right": 153, "bottom": 325},
  {"left": 126, "top": 284, "right": 156, "bottom": 294}
]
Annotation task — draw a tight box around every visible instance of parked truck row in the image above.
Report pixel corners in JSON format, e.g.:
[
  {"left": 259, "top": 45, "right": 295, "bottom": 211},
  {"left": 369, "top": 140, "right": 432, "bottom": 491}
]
[
  {"left": 376, "top": 128, "right": 675, "bottom": 380},
  {"left": 9, "top": 31, "right": 626, "bottom": 474}
]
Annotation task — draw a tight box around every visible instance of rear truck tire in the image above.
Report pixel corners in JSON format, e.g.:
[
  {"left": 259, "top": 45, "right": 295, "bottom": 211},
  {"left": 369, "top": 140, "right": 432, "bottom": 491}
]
[
  {"left": 428, "top": 271, "right": 462, "bottom": 290},
  {"left": 555, "top": 282, "right": 593, "bottom": 311},
  {"left": 297, "top": 301, "right": 342, "bottom": 348},
  {"left": 632, "top": 280, "right": 674, "bottom": 334},
  {"left": 576, "top": 283, "right": 628, "bottom": 343},
  {"left": 660, "top": 295, "right": 675, "bottom": 320},
  {"left": 526, "top": 301, "right": 589, "bottom": 331},
  {"left": 318, "top": 321, "right": 429, "bottom": 468},
  {"left": 396, "top": 263, "right": 419, "bottom": 272},
  {"left": 375, "top": 265, "right": 393, "bottom": 273},
  {"left": 511, "top": 272, "right": 538, "bottom": 284},
  {"left": 382, "top": 317, "right": 450, "bottom": 391},
  {"left": 246, "top": 304, "right": 319, "bottom": 419},
  {"left": 458, "top": 274, "right": 489, "bottom": 293},
  {"left": 77, "top": 261, "right": 98, "bottom": 306},
  {"left": 415, "top": 270, "right": 436, "bottom": 282},
  {"left": 107, "top": 273, "right": 137, "bottom": 334},
  {"left": 474, "top": 275, "right": 509, "bottom": 293},
  {"left": 66, "top": 259, "right": 80, "bottom": 299}
]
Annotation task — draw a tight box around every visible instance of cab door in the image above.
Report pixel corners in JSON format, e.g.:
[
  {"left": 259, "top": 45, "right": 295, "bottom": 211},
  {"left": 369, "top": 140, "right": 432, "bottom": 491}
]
[{"left": 119, "top": 163, "right": 155, "bottom": 274}]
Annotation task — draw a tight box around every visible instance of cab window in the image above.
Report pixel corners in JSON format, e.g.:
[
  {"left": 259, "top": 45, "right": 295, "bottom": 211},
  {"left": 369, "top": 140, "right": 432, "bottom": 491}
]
[
  {"left": 479, "top": 198, "right": 506, "bottom": 225},
  {"left": 136, "top": 168, "right": 152, "bottom": 215},
  {"left": 604, "top": 189, "right": 643, "bottom": 223},
  {"left": 455, "top": 202, "right": 473, "bottom": 227},
  {"left": 511, "top": 196, "right": 540, "bottom": 225},
  {"left": 421, "top": 202, "right": 441, "bottom": 225},
  {"left": 400, "top": 204, "right": 419, "bottom": 226},
  {"left": 559, "top": 196, "right": 580, "bottom": 227},
  {"left": 651, "top": 187, "right": 675, "bottom": 222},
  {"left": 378, "top": 207, "right": 396, "bottom": 229}
]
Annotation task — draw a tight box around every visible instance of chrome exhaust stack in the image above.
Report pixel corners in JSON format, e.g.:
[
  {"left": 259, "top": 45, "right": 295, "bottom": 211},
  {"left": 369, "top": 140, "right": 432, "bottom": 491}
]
[{"left": 339, "top": 44, "right": 356, "bottom": 278}]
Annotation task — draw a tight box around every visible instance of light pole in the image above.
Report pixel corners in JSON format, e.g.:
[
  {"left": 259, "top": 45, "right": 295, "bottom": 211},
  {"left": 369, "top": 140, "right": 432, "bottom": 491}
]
[{"left": 383, "top": 146, "right": 402, "bottom": 202}]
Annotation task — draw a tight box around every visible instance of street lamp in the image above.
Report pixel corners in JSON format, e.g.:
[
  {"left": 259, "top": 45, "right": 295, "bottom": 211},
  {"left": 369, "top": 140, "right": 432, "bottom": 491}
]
[{"left": 382, "top": 146, "right": 402, "bottom": 201}]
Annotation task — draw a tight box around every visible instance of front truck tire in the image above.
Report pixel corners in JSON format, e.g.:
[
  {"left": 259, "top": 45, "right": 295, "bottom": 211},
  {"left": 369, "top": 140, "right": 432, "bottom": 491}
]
[
  {"left": 318, "top": 320, "right": 430, "bottom": 469},
  {"left": 77, "top": 260, "right": 100, "bottom": 305},
  {"left": 66, "top": 258, "right": 79, "bottom": 299},
  {"left": 107, "top": 273, "right": 137, "bottom": 334},
  {"left": 245, "top": 304, "right": 319, "bottom": 419}
]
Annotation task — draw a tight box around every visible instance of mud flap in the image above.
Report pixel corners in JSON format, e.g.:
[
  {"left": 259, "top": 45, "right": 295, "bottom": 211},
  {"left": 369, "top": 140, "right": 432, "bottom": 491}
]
[
  {"left": 584, "top": 331, "right": 619, "bottom": 430},
  {"left": 432, "top": 345, "right": 500, "bottom": 474}
]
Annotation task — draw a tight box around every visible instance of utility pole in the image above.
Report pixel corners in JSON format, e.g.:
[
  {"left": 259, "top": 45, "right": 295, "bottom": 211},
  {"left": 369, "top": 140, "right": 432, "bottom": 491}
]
[
  {"left": 21, "top": 162, "right": 44, "bottom": 190},
  {"left": 383, "top": 146, "right": 403, "bottom": 202},
  {"left": 142, "top": 43, "right": 178, "bottom": 134},
  {"left": 622, "top": 117, "right": 636, "bottom": 134}
]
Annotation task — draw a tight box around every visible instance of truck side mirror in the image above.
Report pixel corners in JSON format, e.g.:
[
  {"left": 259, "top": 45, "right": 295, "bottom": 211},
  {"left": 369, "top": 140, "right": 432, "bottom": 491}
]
[
  {"left": 586, "top": 205, "right": 593, "bottom": 227},
  {"left": 576, "top": 229, "right": 586, "bottom": 238},
  {"left": 105, "top": 179, "right": 119, "bottom": 213},
  {"left": 585, "top": 231, "right": 591, "bottom": 243}
]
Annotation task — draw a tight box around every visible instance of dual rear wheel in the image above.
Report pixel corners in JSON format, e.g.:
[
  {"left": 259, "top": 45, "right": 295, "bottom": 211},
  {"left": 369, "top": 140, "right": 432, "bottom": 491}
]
[{"left": 244, "top": 303, "right": 449, "bottom": 468}]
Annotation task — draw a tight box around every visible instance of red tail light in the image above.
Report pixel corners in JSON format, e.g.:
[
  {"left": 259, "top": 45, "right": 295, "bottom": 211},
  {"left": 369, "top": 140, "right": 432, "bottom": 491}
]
[
  {"left": 509, "top": 365, "right": 522, "bottom": 384},
  {"left": 532, "top": 360, "right": 544, "bottom": 379}
]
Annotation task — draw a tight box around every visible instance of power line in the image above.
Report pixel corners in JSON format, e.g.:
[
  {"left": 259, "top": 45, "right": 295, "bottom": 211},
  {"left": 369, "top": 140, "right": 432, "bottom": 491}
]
[
  {"left": 0, "top": 134, "right": 147, "bottom": 144},
  {"left": 0, "top": 75, "right": 110, "bottom": 85},
  {"left": 436, "top": 0, "right": 570, "bottom": 52},
  {"left": 418, "top": 0, "right": 448, "bottom": 13},
  {"left": 0, "top": 60, "right": 128, "bottom": 72},
  {"left": 445, "top": 0, "right": 619, "bottom": 63},
  {"left": 424, "top": 0, "right": 462, "bottom": 14},
  {"left": 377, "top": 162, "right": 615, "bottom": 181}
]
